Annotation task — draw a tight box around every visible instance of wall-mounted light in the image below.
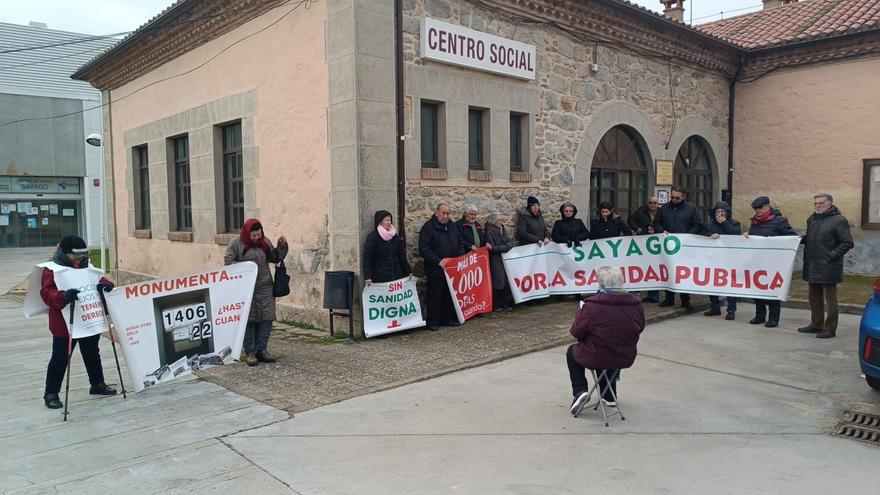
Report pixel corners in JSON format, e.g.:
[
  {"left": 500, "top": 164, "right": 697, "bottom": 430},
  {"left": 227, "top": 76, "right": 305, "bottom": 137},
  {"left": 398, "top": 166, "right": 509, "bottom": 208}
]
[{"left": 86, "top": 133, "right": 101, "bottom": 147}]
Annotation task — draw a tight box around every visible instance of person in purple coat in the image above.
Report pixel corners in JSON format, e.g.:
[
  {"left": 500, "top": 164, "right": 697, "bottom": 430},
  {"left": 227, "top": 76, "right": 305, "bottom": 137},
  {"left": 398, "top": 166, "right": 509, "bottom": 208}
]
[{"left": 567, "top": 266, "right": 646, "bottom": 416}]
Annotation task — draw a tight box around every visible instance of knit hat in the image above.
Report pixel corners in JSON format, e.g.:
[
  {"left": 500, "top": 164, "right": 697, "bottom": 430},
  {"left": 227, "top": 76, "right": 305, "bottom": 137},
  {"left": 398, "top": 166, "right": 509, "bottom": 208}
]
[
  {"left": 59, "top": 235, "right": 88, "bottom": 254},
  {"left": 527, "top": 196, "right": 540, "bottom": 207},
  {"left": 750, "top": 196, "right": 770, "bottom": 209}
]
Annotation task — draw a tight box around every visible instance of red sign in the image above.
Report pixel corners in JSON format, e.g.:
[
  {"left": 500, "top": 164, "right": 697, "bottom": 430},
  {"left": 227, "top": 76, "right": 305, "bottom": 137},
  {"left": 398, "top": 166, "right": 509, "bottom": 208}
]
[{"left": 442, "top": 247, "right": 493, "bottom": 323}]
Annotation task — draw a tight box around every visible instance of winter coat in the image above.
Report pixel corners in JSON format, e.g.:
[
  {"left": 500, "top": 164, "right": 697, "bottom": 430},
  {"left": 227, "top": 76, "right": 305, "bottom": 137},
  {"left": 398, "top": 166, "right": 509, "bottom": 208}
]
[
  {"left": 419, "top": 215, "right": 466, "bottom": 278},
  {"left": 40, "top": 268, "right": 111, "bottom": 338},
  {"left": 590, "top": 215, "right": 632, "bottom": 240},
  {"left": 485, "top": 223, "right": 513, "bottom": 289},
  {"left": 570, "top": 291, "right": 646, "bottom": 370},
  {"left": 362, "top": 231, "right": 412, "bottom": 284},
  {"left": 551, "top": 205, "right": 590, "bottom": 246},
  {"left": 628, "top": 205, "right": 663, "bottom": 235},
  {"left": 801, "top": 206, "right": 854, "bottom": 284},
  {"left": 704, "top": 201, "right": 742, "bottom": 236},
  {"left": 457, "top": 216, "right": 486, "bottom": 249},
  {"left": 658, "top": 200, "right": 704, "bottom": 234},
  {"left": 748, "top": 208, "right": 797, "bottom": 237},
  {"left": 224, "top": 237, "right": 288, "bottom": 322},
  {"left": 516, "top": 207, "right": 548, "bottom": 245}
]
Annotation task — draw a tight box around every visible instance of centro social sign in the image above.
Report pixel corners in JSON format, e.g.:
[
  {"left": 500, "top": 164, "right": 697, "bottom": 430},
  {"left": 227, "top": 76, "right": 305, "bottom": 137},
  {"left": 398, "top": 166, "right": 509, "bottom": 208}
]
[{"left": 420, "top": 18, "right": 536, "bottom": 80}]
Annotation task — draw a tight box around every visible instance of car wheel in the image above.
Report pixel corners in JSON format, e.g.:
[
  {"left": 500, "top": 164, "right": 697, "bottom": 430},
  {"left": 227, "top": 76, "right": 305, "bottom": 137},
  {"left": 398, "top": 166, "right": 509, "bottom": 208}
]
[{"left": 867, "top": 375, "right": 880, "bottom": 391}]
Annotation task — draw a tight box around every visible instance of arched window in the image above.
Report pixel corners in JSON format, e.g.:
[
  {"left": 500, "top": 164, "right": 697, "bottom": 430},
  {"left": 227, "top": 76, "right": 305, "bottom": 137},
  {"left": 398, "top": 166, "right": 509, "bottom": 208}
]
[
  {"left": 674, "top": 136, "right": 714, "bottom": 218},
  {"left": 590, "top": 126, "right": 649, "bottom": 220}
]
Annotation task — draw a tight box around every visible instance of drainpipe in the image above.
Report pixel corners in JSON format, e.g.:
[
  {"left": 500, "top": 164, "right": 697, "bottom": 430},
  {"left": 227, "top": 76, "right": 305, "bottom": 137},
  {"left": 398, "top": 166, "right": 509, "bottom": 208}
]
[
  {"left": 105, "top": 89, "right": 119, "bottom": 274},
  {"left": 394, "top": 0, "right": 406, "bottom": 240},
  {"left": 727, "top": 58, "right": 742, "bottom": 208}
]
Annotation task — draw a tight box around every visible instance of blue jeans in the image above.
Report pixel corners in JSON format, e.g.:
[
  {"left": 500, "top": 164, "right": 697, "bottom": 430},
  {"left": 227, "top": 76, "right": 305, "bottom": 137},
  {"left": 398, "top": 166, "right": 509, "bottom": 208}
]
[
  {"left": 243, "top": 320, "right": 273, "bottom": 354},
  {"left": 709, "top": 296, "right": 737, "bottom": 313}
]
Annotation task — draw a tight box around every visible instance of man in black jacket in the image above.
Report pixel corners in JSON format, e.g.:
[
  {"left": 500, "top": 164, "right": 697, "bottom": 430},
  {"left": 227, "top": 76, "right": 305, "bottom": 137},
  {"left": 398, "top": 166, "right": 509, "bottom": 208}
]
[
  {"left": 629, "top": 196, "right": 663, "bottom": 303},
  {"left": 798, "top": 193, "right": 854, "bottom": 339},
  {"left": 419, "top": 203, "right": 467, "bottom": 331},
  {"left": 746, "top": 196, "right": 798, "bottom": 328},
  {"left": 658, "top": 186, "right": 704, "bottom": 311},
  {"left": 457, "top": 205, "right": 487, "bottom": 251},
  {"left": 702, "top": 201, "right": 742, "bottom": 320}
]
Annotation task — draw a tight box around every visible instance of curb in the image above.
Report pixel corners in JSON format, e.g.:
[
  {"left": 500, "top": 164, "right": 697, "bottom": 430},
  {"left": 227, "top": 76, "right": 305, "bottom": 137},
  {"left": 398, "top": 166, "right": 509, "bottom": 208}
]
[{"left": 783, "top": 298, "right": 864, "bottom": 316}]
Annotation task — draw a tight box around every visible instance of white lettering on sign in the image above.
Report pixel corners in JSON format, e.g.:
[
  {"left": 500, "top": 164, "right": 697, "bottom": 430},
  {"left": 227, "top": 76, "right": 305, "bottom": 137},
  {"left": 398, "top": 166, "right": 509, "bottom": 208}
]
[{"left": 420, "top": 18, "right": 536, "bottom": 80}]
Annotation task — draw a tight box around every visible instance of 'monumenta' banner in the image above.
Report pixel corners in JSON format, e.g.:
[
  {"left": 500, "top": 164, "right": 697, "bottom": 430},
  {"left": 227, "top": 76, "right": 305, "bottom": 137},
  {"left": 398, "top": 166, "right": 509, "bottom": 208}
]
[{"left": 502, "top": 234, "right": 800, "bottom": 303}]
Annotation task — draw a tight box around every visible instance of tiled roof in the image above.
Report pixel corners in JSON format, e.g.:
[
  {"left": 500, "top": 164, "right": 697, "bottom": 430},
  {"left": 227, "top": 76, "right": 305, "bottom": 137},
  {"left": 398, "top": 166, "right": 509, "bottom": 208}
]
[{"left": 697, "top": 0, "right": 880, "bottom": 50}]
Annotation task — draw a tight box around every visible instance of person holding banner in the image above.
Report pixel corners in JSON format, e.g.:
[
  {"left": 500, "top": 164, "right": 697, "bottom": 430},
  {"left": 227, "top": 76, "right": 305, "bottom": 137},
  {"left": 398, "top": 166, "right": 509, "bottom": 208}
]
[
  {"left": 589, "top": 201, "right": 632, "bottom": 240},
  {"left": 703, "top": 201, "right": 742, "bottom": 320},
  {"left": 485, "top": 214, "right": 514, "bottom": 312},
  {"left": 41, "top": 236, "right": 116, "bottom": 409},
  {"left": 551, "top": 203, "right": 590, "bottom": 247},
  {"left": 224, "top": 219, "right": 288, "bottom": 366},
  {"left": 629, "top": 197, "right": 664, "bottom": 304},
  {"left": 657, "top": 186, "right": 704, "bottom": 311},
  {"left": 363, "top": 210, "right": 412, "bottom": 285},
  {"left": 516, "top": 196, "right": 550, "bottom": 246},
  {"left": 746, "top": 196, "right": 798, "bottom": 328},
  {"left": 419, "top": 203, "right": 466, "bottom": 331},
  {"left": 567, "top": 266, "right": 645, "bottom": 416}
]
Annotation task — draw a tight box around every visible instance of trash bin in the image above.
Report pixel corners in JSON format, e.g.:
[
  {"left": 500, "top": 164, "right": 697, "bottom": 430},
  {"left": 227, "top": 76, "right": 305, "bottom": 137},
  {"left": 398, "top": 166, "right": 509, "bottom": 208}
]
[{"left": 323, "top": 270, "right": 355, "bottom": 340}]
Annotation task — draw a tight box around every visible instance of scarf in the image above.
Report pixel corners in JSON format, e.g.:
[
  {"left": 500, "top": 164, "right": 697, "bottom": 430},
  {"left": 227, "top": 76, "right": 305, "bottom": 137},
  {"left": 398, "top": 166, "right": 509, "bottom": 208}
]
[
  {"left": 470, "top": 223, "right": 481, "bottom": 246},
  {"left": 240, "top": 218, "right": 271, "bottom": 254},
  {"left": 378, "top": 223, "right": 397, "bottom": 241},
  {"left": 751, "top": 209, "right": 775, "bottom": 227}
]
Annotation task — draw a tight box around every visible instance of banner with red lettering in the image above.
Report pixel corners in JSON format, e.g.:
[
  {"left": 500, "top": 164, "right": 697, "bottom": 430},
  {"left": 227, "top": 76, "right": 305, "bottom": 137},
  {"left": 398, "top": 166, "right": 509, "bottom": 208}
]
[
  {"left": 443, "top": 248, "right": 493, "bottom": 323},
  {"left": 502, "top": 234, "right": 800, "bottom": 303},
  {"left": 23, "top": 262, "right": 107, "bottom": 339},
  {"left": 103, "top": 262, "right": 258, "bottom": 392},
  {"left": 362, "top": 276, "right": 425, "bottom": 338}
]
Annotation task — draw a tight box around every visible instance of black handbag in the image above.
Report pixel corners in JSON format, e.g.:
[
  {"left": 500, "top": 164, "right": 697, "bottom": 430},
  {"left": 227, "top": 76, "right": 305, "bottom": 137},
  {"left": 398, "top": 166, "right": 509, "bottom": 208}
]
[{"left": 273, "top": 261, "right": 291, "bottom": 297}]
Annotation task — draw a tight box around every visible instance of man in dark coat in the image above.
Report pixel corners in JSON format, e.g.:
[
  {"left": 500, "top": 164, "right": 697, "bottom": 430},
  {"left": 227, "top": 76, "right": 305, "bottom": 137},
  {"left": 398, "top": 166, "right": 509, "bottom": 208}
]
[
  {"left": 703, "top": 201, "right": 742, "bottom": 320},
  {"left": 746, "top": 196, "right": 798, "bottom": 328},
  {"left": 551, "top": 203, "right": 590, "bottom": 246},
  {"left": 629, "top": 196, "right": 663, "bottom": 303},
  {"left": 657, "top": 186, "right": 704, "bottom": 310},
  {"left": 363, "top": 210, "right": 411, "bottom": 284},
  {"left": 419, "top": 203, "right": 467, "bottom": 331},
  {"left": 457, "top": 205, "right": 485, "bottom": 251},
  {"left": 798, "top": 193, "right": 854, "bottom": 339},
  {"left": 567, "top": 266, "right": 646, "bottom": 417},
  {"left": 485, "top": 214, "right": 514, "bottom": 312},
  {"left": 590, "top": 201, "right": 632, "bottom": 240},
  {"left": 516, "top": 196, "right": 550, "bottom": 246}
]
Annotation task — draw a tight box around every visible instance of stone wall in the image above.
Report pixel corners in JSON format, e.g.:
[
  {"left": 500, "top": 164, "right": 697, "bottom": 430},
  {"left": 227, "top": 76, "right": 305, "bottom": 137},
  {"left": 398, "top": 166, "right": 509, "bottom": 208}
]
[{"left": 401, "top": 0, "right": 731, "bottom": 262}]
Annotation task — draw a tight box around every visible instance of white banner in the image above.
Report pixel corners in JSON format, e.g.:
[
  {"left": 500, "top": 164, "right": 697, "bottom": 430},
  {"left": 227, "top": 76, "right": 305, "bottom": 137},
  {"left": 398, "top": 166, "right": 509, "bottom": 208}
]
[
  {"left": 362, "top": 277, "right": 426, "bottom": 338},
  {"left": 502, "top": 234, "right": 800, "bottom": 303},
  {"left": 23, "top": 262, "right": 108, "bottom": 339},
  {"left": 103, "top": 262, "right": 258, "bottom": 392}
]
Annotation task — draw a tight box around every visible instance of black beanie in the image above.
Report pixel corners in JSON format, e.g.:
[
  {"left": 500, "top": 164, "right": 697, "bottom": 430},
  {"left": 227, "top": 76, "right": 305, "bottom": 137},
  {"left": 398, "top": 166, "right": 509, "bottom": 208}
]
[
  {"left": 527, "top": 196, "right": 540, "bottom": 207},
  {"left": 59, "top": 235, "right": 88, "bottom": 254},
  {"left": 750, "top": 196, "right": 770, "bottom": 209}
]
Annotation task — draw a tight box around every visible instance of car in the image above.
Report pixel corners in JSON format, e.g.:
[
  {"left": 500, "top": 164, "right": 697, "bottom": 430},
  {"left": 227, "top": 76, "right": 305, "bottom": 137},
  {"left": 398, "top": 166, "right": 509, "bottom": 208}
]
[{"left": 858, "top": 277, "right": 880, "bottom": 391}]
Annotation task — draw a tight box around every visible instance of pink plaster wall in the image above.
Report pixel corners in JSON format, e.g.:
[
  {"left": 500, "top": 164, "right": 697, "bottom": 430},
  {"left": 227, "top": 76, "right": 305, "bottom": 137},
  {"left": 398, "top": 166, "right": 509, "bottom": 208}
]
[
  {"left": 108, "top": 3, "right": 329, "bottom": 310},
  {"left": 733, "top": 57, "right": 880, "bottom": 229}
]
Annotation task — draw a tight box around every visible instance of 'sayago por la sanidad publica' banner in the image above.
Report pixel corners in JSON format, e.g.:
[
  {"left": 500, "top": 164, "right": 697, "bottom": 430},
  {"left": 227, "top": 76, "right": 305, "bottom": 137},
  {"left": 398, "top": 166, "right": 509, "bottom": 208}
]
[
  {"left": 103, "top": 262, "right": 258, "bottom": 392},
  {"left": 362, "top": 276, "right": 426, "bottom": 338},
  {"left": 502, "top": 234, "right": 800, "bottom": 303},
  {"left": 443, "top": 247, "right": 493, "bottom": 323}
]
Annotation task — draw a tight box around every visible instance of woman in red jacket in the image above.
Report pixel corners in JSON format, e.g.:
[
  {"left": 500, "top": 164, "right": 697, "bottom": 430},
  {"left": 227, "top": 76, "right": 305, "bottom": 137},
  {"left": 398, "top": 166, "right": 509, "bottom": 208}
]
[
  {"left": 567, "top": 266, "right": 645, "bottom": 417},
  {"left": 41, "top": 236, "right": 116, "bottom": 409}
]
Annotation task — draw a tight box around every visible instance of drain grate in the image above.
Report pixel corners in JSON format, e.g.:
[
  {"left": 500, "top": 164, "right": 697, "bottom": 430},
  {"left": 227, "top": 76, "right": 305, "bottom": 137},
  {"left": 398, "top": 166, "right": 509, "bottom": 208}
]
[{"left": 832, "top": 411, "right": 880, "bottom": 447}]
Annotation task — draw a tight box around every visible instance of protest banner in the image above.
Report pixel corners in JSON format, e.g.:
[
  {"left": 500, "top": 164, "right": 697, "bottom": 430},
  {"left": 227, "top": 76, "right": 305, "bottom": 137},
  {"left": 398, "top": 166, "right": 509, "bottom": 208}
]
[
  {"left": 502, "top": 234, "right": 800, "bottom": 303},
  {"left": 362, "top": 276, "right": 426, "bottom": 337},
  {"left": 443, "top": 247, "right": 493, "bottom": 323},
  {"left": 103, "top": 262, "right": 258, "bottom": 392},
  {"left": 23, "top": 262, "right": 108, "bottom": 339}
]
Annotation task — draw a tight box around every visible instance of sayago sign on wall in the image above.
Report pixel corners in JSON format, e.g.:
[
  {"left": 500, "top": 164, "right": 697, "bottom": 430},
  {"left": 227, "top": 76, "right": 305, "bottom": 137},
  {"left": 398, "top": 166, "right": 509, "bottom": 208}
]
[{"left": 420, "top": 18, "right": 536, "bottom": 80}]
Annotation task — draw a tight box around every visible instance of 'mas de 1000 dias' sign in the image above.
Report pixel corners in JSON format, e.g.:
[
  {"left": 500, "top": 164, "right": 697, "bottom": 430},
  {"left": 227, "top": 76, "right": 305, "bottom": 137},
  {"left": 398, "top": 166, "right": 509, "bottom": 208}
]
[{"left": 420, "top": 18, "right": 536, "bottom": 80}]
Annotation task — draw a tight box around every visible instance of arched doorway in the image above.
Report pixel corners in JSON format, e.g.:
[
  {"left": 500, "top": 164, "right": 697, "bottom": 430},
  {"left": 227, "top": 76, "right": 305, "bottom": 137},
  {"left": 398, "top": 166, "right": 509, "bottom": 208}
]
[
  {"left": 590, "top": 126, "right": 649, "bottom": 220},
  {"left": 674, "top": 136, "right": 715, "bottom": 218}
]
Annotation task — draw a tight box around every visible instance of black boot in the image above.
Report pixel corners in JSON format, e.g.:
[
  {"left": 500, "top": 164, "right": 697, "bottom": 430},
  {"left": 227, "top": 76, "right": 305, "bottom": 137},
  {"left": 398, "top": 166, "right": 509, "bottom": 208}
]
[
  {"left": 749, "top": 316, "right": 765, "bottom": 325},
  {"left": 44, "top": 393, "right": 63, "bottom": 409},
  {"left": 765, "top": 303, "right": 781, "bottom": 328},
  {"left": 703, "top": 309, "right": 721, "bottom": 316},
  {"left": 89, "top": 383, "right": 117, "bottom": 396},
  {"left": 658, "top": 298, "right": 675, "bottom": 307}
]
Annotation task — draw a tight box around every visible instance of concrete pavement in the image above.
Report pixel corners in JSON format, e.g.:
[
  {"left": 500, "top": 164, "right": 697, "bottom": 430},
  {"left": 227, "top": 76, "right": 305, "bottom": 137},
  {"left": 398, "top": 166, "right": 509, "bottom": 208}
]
[{"left": 0, "top": 248, "right": 50, "bottom": 295}]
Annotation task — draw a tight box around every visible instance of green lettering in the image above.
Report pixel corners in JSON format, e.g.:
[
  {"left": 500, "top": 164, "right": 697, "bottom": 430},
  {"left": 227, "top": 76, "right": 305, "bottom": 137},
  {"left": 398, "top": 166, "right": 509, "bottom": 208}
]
[
  {"left": 626, "top": 239, "right": 643, "bottom": 256},
  {"left": 606, "top": 239, "right": 622, "bottom": 257},
  {"left": 646, "top": 235, "right": 661, "bottom": 255},
  {"left": 369, "top": 308, "right": 379, "bottom": 320},
  {"left": 573, "top": 245, "right": 585, "bottom": 262},
  {"left": 663, "top": 235, "right": 681, "bottom": 255},
  {"left": 369, "top": 295, "right": 377, "bottom": 303},
  {"left": 588, "top": 243, "right": 605, "bottom": 260}
]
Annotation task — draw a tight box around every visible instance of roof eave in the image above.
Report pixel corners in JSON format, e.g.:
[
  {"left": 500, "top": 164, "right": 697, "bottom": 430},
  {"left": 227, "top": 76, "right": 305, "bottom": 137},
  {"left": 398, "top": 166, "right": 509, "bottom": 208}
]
[{"left": 745, "top": 26, "right": 880, "bottom": 53}]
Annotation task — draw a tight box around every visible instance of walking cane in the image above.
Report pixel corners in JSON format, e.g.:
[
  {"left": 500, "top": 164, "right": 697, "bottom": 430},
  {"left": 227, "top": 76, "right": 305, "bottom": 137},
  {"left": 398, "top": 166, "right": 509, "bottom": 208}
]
[
  {"left": 98, "top": 290, "right": 127, "bottom": 399},
  {"left": 62, "top": 303, "right": 74, "bottom": 422}
]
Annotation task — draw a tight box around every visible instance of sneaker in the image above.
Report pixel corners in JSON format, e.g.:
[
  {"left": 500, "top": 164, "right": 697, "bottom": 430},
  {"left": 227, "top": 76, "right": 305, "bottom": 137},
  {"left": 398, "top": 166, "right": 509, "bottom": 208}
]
[
  {"left": 246, "top": 353, "right": 259, "bottom": 366},
  {"left": 43, "top": 393, "right": 63, "bottom": 409},
  {"left": 797, "top": 326, "right": 821, "bottom": 334},
  {"left": 703, "top": 309, "right": 721, "bottom": 317},
  {"left": 601, "top": 398, "right": 617, "bottom": 408},
  {"left": 89, "top": 383, "right": 117, "bottom": 395},
  {"left": 725, "top": 312, "right": 736, "bottom": 321},
  {"left": 570, "top": 391, "right": 591, "bottom": 417}
]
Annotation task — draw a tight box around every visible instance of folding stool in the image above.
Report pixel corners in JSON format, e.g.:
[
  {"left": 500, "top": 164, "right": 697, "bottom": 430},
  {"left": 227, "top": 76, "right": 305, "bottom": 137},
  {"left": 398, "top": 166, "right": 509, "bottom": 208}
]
[{"left": 587, "top": 369, "right": 625, "bottom": 427}]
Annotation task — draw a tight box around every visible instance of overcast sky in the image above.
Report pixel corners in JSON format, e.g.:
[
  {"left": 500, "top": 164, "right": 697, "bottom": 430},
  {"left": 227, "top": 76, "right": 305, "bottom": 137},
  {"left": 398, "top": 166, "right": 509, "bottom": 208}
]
[{"left": 0, "top": 0, "right": 762, "bottom": 36}]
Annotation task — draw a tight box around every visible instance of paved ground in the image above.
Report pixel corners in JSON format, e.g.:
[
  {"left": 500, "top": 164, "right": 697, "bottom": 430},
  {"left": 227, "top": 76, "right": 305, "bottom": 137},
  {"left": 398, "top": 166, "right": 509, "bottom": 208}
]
[{"left": 0, "top": 248, "right": 49, "bottom": 295}]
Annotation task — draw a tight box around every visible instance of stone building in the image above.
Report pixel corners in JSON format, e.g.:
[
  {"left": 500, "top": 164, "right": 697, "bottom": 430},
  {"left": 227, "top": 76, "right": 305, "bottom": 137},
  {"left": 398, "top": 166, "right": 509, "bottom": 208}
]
[{"left": 72, "top": 0, "right": 878, "bottom": 332}]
